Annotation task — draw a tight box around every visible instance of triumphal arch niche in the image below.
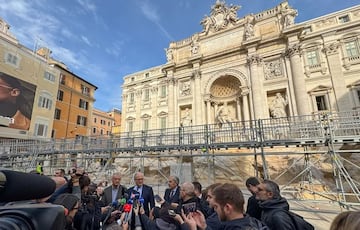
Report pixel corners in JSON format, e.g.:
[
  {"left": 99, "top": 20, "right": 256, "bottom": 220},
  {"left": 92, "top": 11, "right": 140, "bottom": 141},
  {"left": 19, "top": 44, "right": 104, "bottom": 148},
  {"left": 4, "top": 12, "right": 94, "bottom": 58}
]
[{"left": 205, "top": 69, "right": 250, "bottom": 126}]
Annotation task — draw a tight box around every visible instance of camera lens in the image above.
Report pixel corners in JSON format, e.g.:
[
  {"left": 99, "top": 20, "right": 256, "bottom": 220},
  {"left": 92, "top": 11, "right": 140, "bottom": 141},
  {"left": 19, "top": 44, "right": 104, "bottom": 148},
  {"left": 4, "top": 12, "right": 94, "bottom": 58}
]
[{"left": 0, "top": 214, "right": 33, "bottom": 230}]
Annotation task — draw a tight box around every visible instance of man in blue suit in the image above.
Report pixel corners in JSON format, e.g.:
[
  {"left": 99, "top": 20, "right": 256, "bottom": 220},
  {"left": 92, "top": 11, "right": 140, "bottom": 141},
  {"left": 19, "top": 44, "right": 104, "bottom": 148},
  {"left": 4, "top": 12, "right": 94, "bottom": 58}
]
[
  {"left": 163, "top": 175, "right": 181, "bottom": 208},
  {"left": 127, "top": 172, "right": 155, "bottom": 216}
]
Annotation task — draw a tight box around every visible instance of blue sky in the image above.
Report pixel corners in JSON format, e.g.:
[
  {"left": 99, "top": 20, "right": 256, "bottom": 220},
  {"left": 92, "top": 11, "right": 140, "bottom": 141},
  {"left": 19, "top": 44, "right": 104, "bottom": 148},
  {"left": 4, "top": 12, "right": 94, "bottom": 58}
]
[{"left": 0, "top": 0, "right": 358, "bottom": 112}]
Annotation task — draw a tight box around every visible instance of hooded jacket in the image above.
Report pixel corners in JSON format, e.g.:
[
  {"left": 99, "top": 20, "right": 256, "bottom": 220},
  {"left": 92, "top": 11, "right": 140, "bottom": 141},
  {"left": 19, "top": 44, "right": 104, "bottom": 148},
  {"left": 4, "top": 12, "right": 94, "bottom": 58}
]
[{"left": 259, "top": 197, "right": 295, "bottom": 230}]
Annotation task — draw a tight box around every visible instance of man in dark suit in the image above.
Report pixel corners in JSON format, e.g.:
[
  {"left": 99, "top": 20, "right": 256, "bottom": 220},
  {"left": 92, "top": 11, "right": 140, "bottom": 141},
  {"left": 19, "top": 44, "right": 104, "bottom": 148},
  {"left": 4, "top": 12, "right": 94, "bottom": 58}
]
[
  {"left": 164, "top": 175, "right": 181, "bottom": 208},
  {"left": 100, "top": 173, "right": 127, "bottom": 211},
  {"left": 127, "top": 172, "right": 155, "bottom": 216}
]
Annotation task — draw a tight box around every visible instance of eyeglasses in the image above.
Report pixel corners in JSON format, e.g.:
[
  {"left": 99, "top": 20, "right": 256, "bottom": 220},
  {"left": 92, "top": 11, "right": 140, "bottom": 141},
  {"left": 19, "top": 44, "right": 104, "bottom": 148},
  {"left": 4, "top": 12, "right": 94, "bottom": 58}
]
[
  {"left": 135, "top": 178, "right": 144, "bottom": 181},
  {"left": 0, "top": 84, "right": 13, "bottom": 89}
]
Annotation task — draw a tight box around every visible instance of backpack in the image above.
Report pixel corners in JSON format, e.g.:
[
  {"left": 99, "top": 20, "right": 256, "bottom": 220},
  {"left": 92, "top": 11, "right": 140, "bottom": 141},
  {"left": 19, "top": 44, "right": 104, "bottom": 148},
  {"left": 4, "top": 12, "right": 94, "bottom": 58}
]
[{"left": 286, "top": 211, "right": 314, "bottom": 230}]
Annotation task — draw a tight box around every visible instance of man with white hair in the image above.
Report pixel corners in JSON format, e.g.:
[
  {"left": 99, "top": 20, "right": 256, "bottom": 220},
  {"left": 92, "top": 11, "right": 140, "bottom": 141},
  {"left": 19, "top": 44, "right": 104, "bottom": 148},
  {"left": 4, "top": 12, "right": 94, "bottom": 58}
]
[
  {"left": 127, "top": 171, "right": 155, "bottom": 216},
  {"left": 176, "top": 182, "right": 204, "bottom": 215}
]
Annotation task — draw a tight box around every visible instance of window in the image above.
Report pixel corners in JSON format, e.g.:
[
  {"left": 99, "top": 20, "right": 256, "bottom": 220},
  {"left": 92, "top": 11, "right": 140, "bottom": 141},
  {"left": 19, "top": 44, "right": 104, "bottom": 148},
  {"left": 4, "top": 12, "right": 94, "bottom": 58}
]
[
  {"left": 131, "top": 77, "right": 135, "bottom": 82},
  {"left": 160, "top": 85, "right": 166, "bottom": 98},
  {"left": 93, "top": 127, "right": 96, "bottom": 134},
  {"left": 345, "top": 41, "right": 359, "bottom": 57},
  {"left": 128, "top": 121, "right": 134, "bottom": 132},
  {"left": 160, "top": 117, "right": 166, "bottom": 129},
  {"left": 34, "top": 123, "right": 48, "bottom": 137},
  {"left": 54, "top": 109, "right": 61, "bottom": 120},
  {"left": 315, "top": 95, "right": 327, "bottom": 111},
  {"left": 81, "top": 85, "right": 90, "bottom": 96},
  {"left": 5, "top": 53, "right": 19, "bottom": 66},
  {"left": 100, "top": 129, "right": 104, "bottom": 135},
  {"left": 60, "top": 74, "right": 65, "bottom": 84},
  {"left": 145, "top": 73, "right": 149, "bottom": 78},
  {"left": 44, "top": 71, "right": 56, "bottom": 82},
  {"left": 38, "top": 93, "right": 53, "bottom": 110},
  {"left": 144, "top": 89, "right": 150, "bottom": 101},
  {"left": 94, "top": 117, "right": 97, "bottom": 123},
  {"left": 143, "top": 119, "right": 149, "bottom": 131},
  {"left": 357, "top": 89, "right": 360, "bottom": 103},
  {"left": 57, "top": 90, "right": 64, "bottom": 101},
  {"left": 306, "top": 50, "right": 319, "bottom": 66},
  {"left": 79, "top": 99, "right": 89, "bottom": 110},
  {"left": 129, "top": 92, "right": 135, "bottom": 104},
  {"left": 339, "top": 15, "right": 350, "bottom": 23},
  {"left": 108, "top": 121, "right": 111, "bottom": 126},
  {"left": 77, "top": 116, "right": 87, "bottom": 126}
]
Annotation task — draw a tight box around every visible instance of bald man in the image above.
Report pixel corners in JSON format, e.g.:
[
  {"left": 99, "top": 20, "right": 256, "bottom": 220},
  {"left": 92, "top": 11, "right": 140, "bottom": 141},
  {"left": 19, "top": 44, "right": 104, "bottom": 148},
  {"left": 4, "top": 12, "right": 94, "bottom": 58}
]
[{"left": 127, "top": 172, "right": 155, "bottom": 216}]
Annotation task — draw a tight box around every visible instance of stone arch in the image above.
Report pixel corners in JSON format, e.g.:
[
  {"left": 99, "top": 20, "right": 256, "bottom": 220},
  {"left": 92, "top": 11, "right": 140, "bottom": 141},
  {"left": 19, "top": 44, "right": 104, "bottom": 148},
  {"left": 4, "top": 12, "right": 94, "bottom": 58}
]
[{"left": 204, "top": 69, "right": 248, "bottom": 95}]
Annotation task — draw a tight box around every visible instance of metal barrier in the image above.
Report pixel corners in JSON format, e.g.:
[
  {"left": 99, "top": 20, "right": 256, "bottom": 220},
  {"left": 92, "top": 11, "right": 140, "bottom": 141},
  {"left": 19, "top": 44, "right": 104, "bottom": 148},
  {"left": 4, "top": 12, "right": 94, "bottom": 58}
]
[{"left": 0, "top": 111, "right": 359, "bottom": 156}]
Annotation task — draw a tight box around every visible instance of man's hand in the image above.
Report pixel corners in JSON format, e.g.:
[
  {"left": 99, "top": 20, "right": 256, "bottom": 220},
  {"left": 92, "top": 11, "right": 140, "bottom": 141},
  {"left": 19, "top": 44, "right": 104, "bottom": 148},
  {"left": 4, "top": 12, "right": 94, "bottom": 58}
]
[
  {"left": 181, "top": 210, "right": 197, "bottom": 230},
  {"left": 191, "top": 210, "right": 207, "bottom": 230}
]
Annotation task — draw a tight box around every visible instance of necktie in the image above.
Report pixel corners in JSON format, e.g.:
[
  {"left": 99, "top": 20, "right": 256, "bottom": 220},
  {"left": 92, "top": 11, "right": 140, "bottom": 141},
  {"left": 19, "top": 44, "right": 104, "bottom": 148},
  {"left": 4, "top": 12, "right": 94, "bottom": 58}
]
[{"left": 170, "top": 190, "right": 175, "bottom": 198}]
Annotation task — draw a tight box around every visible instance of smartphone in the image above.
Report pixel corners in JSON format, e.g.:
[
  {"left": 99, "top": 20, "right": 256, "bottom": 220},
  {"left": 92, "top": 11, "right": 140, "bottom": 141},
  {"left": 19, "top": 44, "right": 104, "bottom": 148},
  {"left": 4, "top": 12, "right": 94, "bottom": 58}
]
[
  {"left": 182, "top": 202, "right": 197, "bottom": 215},
  {"left": 154, "top": 194, "right": 162, "bottom": 202},
  {"left": 168, "top": 209, "right": 176, "bottom": 217}
]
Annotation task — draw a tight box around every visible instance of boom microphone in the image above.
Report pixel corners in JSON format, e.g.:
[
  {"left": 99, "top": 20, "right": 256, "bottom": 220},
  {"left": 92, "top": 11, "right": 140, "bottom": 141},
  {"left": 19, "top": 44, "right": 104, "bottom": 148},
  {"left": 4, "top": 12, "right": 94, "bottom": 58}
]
[{"left": 0, "top": 170, "right": 56, "bottom": 202}]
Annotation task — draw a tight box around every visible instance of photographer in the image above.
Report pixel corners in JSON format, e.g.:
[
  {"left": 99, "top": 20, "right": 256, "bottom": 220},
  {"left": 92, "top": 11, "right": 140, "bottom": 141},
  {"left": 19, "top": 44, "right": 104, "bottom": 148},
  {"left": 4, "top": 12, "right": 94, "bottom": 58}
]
[
  {"left": 73, "top": 176, "right": 102, "bottom": 230},
  {"left": 47, "top": 167, "right": 86, "bottom": 202}
]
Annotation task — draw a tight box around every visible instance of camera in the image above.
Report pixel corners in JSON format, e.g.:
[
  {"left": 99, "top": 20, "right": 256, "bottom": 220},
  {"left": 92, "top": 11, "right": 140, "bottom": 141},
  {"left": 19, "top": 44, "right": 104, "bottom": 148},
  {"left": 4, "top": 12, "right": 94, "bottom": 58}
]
[
  {"left": 182, "top": 202, "right": 197, "bottom": 215},
  {"left": 0, "top": 170, "right": 66, "bottom": 230},
  {"left": 0, "top": 203, "right": 66, "bottom": 230}
]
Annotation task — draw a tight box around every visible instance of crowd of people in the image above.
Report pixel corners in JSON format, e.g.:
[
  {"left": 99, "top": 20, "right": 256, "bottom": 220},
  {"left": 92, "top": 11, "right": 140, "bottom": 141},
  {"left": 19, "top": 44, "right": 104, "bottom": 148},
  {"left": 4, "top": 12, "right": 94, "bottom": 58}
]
[{"left": 6, "top": 168, "right": 360, "bottom": 230}]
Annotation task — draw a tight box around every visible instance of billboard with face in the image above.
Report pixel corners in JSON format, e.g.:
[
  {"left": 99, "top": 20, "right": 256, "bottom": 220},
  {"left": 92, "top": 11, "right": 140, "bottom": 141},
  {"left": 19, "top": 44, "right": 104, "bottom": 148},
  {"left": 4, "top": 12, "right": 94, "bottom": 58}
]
[{"left": 0, "top": 72, "right": 36, "bottom": 130}]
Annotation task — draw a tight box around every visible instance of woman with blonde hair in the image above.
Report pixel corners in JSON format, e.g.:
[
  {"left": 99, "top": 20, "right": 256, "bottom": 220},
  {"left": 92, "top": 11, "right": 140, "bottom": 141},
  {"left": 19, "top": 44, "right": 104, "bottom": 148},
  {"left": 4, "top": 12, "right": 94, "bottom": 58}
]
[{"left": 330, "top": 211, "right": 360, "bottom": 230}]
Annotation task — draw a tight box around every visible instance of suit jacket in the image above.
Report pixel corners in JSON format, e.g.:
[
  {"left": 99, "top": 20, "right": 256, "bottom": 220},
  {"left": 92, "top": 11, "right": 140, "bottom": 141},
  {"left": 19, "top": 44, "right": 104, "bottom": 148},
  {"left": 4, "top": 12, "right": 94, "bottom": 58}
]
[
  {"left": 100, "top": 184, "right": 127, "bottom": 207},
  {"left": 164, "top": 186, "right": 180, "bottom": 204},
  {"left": 127, "top": 184, "right": 155, "bottom": 216}
]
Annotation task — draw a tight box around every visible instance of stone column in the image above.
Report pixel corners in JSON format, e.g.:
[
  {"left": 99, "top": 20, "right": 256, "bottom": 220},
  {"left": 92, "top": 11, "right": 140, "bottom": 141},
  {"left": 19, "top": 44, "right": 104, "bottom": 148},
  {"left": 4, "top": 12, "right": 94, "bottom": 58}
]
[
  {"left": 323, "top": 42, "right": 351, "bottom": 111},
  {"left": 241, "top": 86, "right": 250, "bottom": 121},
  {"left": 192, "top": 69, "right": 202, "bottom": 125},
  {"left": 286, "top": 44, "right": 311, "bottom": 115},
  {"left": 204, "top": 94, "right": 211, "bottom": 124},
  {"left": 166, "top": 71, "right": 176, "bottom": 128},
  {"left": 247, "top": 54, "right": 265, "bottom": 119},
  {"left": 236, "top": 97, "right": 242, "bottom": 121}
]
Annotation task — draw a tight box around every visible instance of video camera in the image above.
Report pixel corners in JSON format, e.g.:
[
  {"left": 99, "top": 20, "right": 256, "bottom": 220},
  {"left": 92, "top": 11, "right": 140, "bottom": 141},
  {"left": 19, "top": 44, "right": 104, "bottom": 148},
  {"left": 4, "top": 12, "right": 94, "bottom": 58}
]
[{"left": 0, "top": 170, "right": 66, "bottom": 230}]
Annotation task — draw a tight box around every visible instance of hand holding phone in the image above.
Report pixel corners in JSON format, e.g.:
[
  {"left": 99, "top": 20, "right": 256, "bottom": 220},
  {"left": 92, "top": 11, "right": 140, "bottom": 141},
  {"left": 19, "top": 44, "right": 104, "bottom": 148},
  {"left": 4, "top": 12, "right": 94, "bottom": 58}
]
[
  {"left": 154, "top": 194, "right": 162, "bottom": 202},
  {"left": 168, "top": 209, "right": 176, "bottom": 217},
  {"left": 182, "top": 202, "right": 197, "bottom": 215}
]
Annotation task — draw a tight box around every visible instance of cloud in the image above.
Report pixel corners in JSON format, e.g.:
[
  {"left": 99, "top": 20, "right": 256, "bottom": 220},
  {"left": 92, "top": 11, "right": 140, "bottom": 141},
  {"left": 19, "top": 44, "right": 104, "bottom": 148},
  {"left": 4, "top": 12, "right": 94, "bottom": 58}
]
[
  {"left": 81, "top": 36, "right": 92, "bottom": 46},
  {"left": 105, "top": 40, "right": 125, "bottom": 57},
  {"left": 75, "top": 0, "right": 100, "bottom": 23},
  {"left": 136, "top": 0, "right": 174, "bottom": 41}
]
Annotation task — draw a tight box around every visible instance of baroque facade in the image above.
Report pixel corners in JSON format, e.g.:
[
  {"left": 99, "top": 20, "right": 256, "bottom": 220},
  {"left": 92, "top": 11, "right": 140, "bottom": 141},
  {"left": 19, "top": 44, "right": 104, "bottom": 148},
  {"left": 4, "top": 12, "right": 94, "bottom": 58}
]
[{"left": 121, "top": 1, "right": 360, "bottom": 132}]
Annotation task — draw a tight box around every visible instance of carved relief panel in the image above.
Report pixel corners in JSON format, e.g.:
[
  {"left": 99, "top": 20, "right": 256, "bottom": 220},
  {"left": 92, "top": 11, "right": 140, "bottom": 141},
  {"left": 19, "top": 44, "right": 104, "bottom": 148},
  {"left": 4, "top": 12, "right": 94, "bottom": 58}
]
[{"left": 264, "top": 59, "right": 283, "bottom": 80}]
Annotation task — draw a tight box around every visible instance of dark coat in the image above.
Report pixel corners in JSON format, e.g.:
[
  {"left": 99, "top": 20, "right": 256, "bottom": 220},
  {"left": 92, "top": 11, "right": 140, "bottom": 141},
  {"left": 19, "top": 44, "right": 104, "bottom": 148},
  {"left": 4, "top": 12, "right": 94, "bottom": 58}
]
[
  {"left": 205, "top": 211, "right": 223, "bottom": 230},
  {"left": 246, "top": 195, "right": 262, "bottom": 220},
  {"left": 127, "top": 184, "right": 155, "bottom": 216},
  {"left": 100, "top": 184, "right": 127, "bottom": 207},
  {"left": 164, "top": 186, "right": 181, "bottom": 204},
  {"left": 259, "top": 197, "right": 295, "bottom": 230}
]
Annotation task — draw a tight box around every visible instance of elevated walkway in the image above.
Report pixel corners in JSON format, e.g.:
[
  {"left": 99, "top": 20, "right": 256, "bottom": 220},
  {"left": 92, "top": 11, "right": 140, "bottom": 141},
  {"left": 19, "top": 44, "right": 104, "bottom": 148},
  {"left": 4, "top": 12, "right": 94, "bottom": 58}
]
[{"left": 0, "top": 111, "right": 359, "bottom": 209}]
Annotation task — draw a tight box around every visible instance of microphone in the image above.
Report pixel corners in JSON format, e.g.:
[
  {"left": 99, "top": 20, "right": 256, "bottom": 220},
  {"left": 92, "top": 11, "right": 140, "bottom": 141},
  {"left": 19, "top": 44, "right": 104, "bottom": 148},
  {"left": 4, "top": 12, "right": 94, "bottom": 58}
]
[
  {"left": 0, "top": 170, "right": 56, "bottom": 202},
  {"left": 123, "top": 203, "right": 132, "bottom": 223}
]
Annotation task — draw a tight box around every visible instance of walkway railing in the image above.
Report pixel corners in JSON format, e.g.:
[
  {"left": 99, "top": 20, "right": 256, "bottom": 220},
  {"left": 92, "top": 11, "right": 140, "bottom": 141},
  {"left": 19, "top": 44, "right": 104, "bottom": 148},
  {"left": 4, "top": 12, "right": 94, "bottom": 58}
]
[{"left": 0, "top": 111, "right": 359, "bottom": 156}]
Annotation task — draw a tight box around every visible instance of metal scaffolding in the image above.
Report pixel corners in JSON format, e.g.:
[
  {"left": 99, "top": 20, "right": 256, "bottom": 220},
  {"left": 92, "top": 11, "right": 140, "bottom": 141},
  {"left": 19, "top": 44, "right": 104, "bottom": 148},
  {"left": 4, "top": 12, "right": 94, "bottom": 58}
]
[{"left": 1, "top": 111, "right": 360, "bottom": 208}]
